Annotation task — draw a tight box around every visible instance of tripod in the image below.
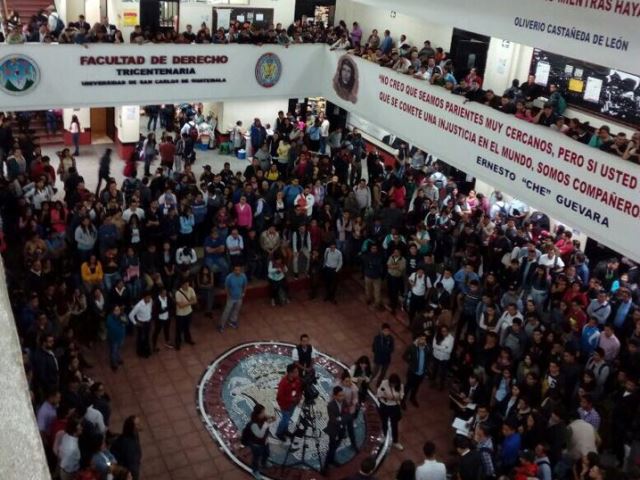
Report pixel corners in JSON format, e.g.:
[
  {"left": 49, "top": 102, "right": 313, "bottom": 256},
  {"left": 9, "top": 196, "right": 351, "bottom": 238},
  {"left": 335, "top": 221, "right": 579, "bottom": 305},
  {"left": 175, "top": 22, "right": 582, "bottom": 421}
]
[{"left": 280, "top": 400, "right": 323, "bottom": 472}]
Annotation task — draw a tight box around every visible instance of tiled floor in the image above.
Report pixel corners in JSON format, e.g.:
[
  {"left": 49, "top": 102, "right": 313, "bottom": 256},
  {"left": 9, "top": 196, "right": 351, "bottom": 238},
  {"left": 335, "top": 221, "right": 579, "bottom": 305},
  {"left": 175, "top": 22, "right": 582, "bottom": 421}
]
[{"left": 86, "top": 275, "right": 455, "bottom": 480}]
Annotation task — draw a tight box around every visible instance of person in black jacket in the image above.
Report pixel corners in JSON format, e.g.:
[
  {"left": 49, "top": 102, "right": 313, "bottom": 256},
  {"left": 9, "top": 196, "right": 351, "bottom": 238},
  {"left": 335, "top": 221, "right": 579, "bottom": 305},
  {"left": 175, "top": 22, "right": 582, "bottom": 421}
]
[
  {"left": 323, "top": 386, "right": 344, "bottom": 473},
  {"left": 32, "top": 334, "right": 59, "bottom": 395},
  {"left": 371, "top": 323, "right": 394, "bottom": 387},
  {"left": 111, "top": 415, "right": 142, "bottom": 480},
  {"left": 401, "top": 332, "right": 430, "bottom": 409},
  {"left": 455, "top": 435, "right": 483, "bottom": 480}
]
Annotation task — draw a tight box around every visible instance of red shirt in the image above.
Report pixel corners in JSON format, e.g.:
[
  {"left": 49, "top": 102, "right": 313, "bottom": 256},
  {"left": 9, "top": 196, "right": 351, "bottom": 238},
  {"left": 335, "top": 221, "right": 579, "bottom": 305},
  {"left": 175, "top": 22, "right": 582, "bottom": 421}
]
[
  {"left": 159, "top": 142, "right": 176, "bottom": 164},
  {"left": 276, "top": 375, "right": 302, "bottom": 411}
]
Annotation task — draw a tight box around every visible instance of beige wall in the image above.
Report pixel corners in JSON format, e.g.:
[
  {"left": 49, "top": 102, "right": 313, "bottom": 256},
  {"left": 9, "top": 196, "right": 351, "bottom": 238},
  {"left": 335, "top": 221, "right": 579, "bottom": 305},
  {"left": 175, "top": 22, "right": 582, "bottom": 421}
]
[{"left": 335, "top": 0, "right": 454, "bottom": 52}]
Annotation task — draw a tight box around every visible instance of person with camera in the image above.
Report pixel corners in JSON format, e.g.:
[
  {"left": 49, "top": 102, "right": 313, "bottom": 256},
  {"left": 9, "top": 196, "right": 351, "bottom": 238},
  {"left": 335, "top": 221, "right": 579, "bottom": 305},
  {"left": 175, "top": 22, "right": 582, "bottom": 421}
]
[
  {"left": 291, "top": 333, "right": 317, "bottom": 381},
  {"left": 376, "top": 373, "right": 405, "bottom": 451},
  {"left": 275, "top": 364, "right": 302, "bottom": 442},
  {"left": 243, "top": 403, "right": 276, "bottom": 480}
]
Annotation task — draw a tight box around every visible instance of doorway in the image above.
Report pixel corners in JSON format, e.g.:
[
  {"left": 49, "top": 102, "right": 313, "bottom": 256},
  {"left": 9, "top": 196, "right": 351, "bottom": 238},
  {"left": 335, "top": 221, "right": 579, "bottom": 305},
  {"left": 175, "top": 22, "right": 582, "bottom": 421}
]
[
  {"left": 90, "top": 108, "right": 115, "bottom": 144},
  {"left": 449, "top": 28, "right": 490, "bottom": 80}
]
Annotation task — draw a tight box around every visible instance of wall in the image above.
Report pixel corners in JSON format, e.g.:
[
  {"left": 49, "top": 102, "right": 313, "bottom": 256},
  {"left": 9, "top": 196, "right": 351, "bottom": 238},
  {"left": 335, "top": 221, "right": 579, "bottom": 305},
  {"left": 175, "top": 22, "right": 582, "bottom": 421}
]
[
  {"left": 85, "top": 0, "right": 102, "bottom": 24},
  {"left": 115, "top": 105, "right": 141, "bottom": 143},
  {"left": 179, "top": 2, "right": 212, "bottom": 31},
  {"left": 64, "top": 0, "right": 86, "bottom": 23},
  {"left": 218, "top": 98, "right": 289, "bottom": 133},
  {"left": 249, "top": 0, "right": 295, "bottom": 28},
  {"left": 0, "top": 260, "right": 50, "bottom": 480},
  {"left": 334, "top": 0, "right": 453, "bottom": 52},
  {"left": 63, "top": 108, "right": 91, "bottom": 132}
]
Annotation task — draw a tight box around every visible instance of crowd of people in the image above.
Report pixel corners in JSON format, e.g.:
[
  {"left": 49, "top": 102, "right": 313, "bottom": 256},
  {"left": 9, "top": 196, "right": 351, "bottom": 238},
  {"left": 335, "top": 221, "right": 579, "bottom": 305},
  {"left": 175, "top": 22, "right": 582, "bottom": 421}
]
[
  {"left": 2, "top": 92, "right": 640, "bottom": 479},
  {"left": 1, "top": 11, "right": 640, "bottom": 480}
]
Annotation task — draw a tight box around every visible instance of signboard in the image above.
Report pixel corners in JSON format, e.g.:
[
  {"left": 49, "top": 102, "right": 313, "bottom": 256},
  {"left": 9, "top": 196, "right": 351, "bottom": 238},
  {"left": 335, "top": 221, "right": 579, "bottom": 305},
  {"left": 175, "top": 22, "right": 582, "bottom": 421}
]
[
  {"left": 122, "top": 10, "right": 138, "bottom": 27},
  {"left": 323, "top": 52, "right": 640, "bottom": 261},
  {"left": 351, "top": 0, "right": 640, "bottom": 75},
  {"left": 0, "top": 44, "right": 323, "bottom": 110}
]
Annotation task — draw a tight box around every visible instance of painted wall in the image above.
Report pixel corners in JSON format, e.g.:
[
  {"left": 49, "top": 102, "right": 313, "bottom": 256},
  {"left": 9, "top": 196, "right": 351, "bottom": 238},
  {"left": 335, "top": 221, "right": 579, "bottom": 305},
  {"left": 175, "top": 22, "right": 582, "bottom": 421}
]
[
  {"left": 64, "top": 0, "right": 86, "bottom": 24},
  {"left": 115, "top": 105, "right": 141, "bottom": 143},
  {"left": 179, "top": 0, "right": 296, "bottom": 32},
  {"left": 334, "top": 0, "right": 453, "bottom": 52}
]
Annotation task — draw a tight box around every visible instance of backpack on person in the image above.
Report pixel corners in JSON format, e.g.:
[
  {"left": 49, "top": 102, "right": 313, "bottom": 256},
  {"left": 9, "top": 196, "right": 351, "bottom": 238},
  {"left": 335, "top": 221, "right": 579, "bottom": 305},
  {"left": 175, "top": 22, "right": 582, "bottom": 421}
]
[
  {"left": 52, "top": 13, "right": 65, "bottom": 36},
  {"left": 189, "top": 123, "right": 199, "bottom": 142}
]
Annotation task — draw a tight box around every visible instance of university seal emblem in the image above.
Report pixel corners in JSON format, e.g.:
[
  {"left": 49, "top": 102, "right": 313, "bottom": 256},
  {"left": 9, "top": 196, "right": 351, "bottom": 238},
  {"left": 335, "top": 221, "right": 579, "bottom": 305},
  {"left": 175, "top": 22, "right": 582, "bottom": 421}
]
[
  {"left": 255, "top": 53, "right": 282, "bottom": 88},
  {"left": 0, "top": 55, "right": 40, "bottom": 95}
]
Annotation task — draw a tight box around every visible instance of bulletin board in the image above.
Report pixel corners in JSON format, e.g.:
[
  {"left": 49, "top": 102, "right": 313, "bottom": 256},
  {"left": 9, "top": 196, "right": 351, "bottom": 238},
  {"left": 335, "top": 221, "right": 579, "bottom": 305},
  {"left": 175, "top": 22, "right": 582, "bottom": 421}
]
[
  {"left": 212, "top": 7, "right": 274, "bottom": 31},
  {"left": 529, "top": 48, "right": 640, "bottom": 127}
]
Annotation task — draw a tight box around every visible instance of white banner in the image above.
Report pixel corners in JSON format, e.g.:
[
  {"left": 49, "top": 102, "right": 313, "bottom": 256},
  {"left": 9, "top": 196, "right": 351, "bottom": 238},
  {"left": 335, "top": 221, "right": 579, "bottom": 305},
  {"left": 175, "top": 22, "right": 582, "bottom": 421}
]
[
  {"left": 0, "top": 44, "right": 324, "bottom": 110},
  {"left": 324, "top": 51, "right": 640, "bottom": 261},
  {"left": 353, "top": 0, "right": 640, "bottom": 74}
]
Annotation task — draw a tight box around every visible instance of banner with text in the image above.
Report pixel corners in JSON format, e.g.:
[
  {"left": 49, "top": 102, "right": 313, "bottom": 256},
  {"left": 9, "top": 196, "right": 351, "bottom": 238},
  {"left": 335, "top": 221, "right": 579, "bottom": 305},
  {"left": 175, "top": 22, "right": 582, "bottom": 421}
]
[
  {"left": 0, "top": 44, "right": 324, "bottom": 110},
  {"left": 354, "top": 0, "right": 640, "bottom": 74},
  {"left": 324, "top": 51, "right": 640, "bottom": 261}
]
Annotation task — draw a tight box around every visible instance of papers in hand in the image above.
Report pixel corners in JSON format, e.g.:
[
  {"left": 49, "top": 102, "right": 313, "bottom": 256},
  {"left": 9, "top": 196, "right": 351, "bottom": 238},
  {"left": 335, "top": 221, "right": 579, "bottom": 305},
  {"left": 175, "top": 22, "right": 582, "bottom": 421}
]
[
  {"left": 452, "top": 417, "right": 471, "bottom": 437},
  {"left": 449, "top": 393, "right": 476, "bottom": 411}
]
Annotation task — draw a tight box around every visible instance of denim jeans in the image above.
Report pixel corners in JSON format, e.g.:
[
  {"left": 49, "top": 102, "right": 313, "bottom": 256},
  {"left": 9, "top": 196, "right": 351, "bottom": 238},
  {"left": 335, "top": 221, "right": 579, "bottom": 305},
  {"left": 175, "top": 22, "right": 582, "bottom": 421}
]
[
  {"left": 219, "top": 298, "right": 242, "bottom": 328},
  {"left": 276, "top": 407, "right": 294, "bottom": 436},
  {"left": 109, "top": 339, "right": 123, "bottom": 367},
  {"left": 250, "top": 443, "right": 270, "bottom": 473}
]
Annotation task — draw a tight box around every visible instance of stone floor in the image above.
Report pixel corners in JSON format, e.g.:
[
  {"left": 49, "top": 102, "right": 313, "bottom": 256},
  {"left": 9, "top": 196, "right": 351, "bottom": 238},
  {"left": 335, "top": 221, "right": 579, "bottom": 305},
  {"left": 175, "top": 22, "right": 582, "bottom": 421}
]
[{"left": 84, "top": 275, "right": 455, "bottom": 480}]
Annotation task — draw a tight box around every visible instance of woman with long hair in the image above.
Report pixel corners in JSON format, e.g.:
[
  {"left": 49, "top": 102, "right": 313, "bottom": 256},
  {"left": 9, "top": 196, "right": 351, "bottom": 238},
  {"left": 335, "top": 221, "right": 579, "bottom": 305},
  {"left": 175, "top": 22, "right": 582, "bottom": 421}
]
[
  {"left": 70, "top": 115, "right": 81, "bottom": 156},
  {"left": 349, "top": 355, "right": 372, "bottom": 404},
  {"left": 395, "top": 459, "right": 417, "bottom": 480},
  {"left": 376, "top": 373, "right": 405, "bottom": 451},
  {"left": 246, "top": 404, "right": 274, "bottom": 479}
]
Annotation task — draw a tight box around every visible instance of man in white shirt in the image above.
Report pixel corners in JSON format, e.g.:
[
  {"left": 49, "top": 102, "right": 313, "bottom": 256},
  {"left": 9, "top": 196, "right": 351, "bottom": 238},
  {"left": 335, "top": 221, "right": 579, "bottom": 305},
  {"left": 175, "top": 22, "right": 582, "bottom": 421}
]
[
  {"left": 408, "top": 267, "right": 429, "bottom": 323},
  {"left": 122, "top": 199, "right": 145, "bottom": 223},
  {"left": 128, "top": 292, "right": 153, "bottom": 358},
  {"left": 416, "top": 440, "right": 447, "bottom": 480},
  {"left": 84, "top": 404, "right": 107, "bottom": 435},
  {"left": 586, "top": 290, "right": 612, "bottom": 325},
  {"left": 58, "top": 418, "right": 82, "bottom": 480},
  {"left": 354, "top": 179, "right": 372, "bottom": 210},
  {"left": 226, "top": 228, "right": 245, "bottom": 261},
  {"left": 319, "top": 113, "right": 330, "bottom": 154},
  {"left": 497, "top": 303, "right": 523, "bottom": 337},
  {"left": 323, "top": 242, "right": 343, "bottom": 303}
]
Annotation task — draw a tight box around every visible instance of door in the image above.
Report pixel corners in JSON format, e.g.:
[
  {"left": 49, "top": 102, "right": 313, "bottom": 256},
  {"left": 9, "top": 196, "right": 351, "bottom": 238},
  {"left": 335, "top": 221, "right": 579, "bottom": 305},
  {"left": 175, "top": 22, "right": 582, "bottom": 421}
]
[
  {"left": 106, "top": 107, "right": 115, "bottom": 141},
  {"left": 90, "top": 108, "right": 107, "bottom": 142},
  {"left": 449, "top": 28, "right": 490, "bottom": 80},
  {"left": 451, "top": 40, "right": 489, "bottom": 80}
]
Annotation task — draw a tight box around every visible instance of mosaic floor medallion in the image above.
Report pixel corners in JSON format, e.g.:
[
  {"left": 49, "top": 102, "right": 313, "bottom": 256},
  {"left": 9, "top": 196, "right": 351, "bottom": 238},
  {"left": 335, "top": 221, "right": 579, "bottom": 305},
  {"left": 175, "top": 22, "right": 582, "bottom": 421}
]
[{"left": 196, "top": 342, "right": 391, "bottom": 479}]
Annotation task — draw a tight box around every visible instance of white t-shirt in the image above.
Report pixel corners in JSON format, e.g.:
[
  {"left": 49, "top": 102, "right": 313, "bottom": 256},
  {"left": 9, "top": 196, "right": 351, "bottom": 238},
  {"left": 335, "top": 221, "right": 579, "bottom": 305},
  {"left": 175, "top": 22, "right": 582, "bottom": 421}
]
[
  {"left": 416, "top": 459, "right": 447, "bottom": 480},
  {"left": 539, "top": 253, "right": 565, "bottom": 270},
  {"left": 409, "top": 272, "right": 428, "bottom": 296}
]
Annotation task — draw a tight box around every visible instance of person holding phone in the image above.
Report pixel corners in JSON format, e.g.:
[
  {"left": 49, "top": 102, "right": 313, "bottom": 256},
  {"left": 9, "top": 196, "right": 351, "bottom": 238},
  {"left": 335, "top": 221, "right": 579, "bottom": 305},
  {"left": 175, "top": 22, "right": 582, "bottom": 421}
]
[{"left": 376, "top": 373, "right": 405, "bottom": 451}]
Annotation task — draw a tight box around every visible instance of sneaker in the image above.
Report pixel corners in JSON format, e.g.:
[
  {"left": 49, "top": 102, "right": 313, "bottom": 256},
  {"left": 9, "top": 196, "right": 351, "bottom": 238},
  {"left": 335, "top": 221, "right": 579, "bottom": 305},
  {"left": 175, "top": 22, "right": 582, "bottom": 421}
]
[
  {"left": 271, "top": 299, "right": 276, "bottom": 307},
  {"left": 229, "top": 322, "right": 238, "bottom": 329},
  {"left": 164, "top": 343, "right": 174, "bottom": 349},
  {"left": 392, "top": 442, "right": 404, "bottom": 451}
]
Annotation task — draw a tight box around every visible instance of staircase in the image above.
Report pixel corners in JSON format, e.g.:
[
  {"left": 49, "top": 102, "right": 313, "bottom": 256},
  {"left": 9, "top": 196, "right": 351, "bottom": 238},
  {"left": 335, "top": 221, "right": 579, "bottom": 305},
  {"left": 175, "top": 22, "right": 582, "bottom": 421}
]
[
  {"left": 10, "top": 111, "right": 65, "bottom": 148},
  {"left": 4, "top": 0, "right": 55, "bottom": 25}
]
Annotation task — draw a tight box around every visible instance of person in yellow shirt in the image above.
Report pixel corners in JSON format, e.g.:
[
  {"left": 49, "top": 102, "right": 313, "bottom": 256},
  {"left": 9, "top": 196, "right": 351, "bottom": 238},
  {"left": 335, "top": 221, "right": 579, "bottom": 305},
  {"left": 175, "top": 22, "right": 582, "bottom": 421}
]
[
  {"left": 81, "top": 255, "right": 104, "bottom": 291},
  {"left": 174, "top": 278, "right": 197, "bottom": 350}
]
